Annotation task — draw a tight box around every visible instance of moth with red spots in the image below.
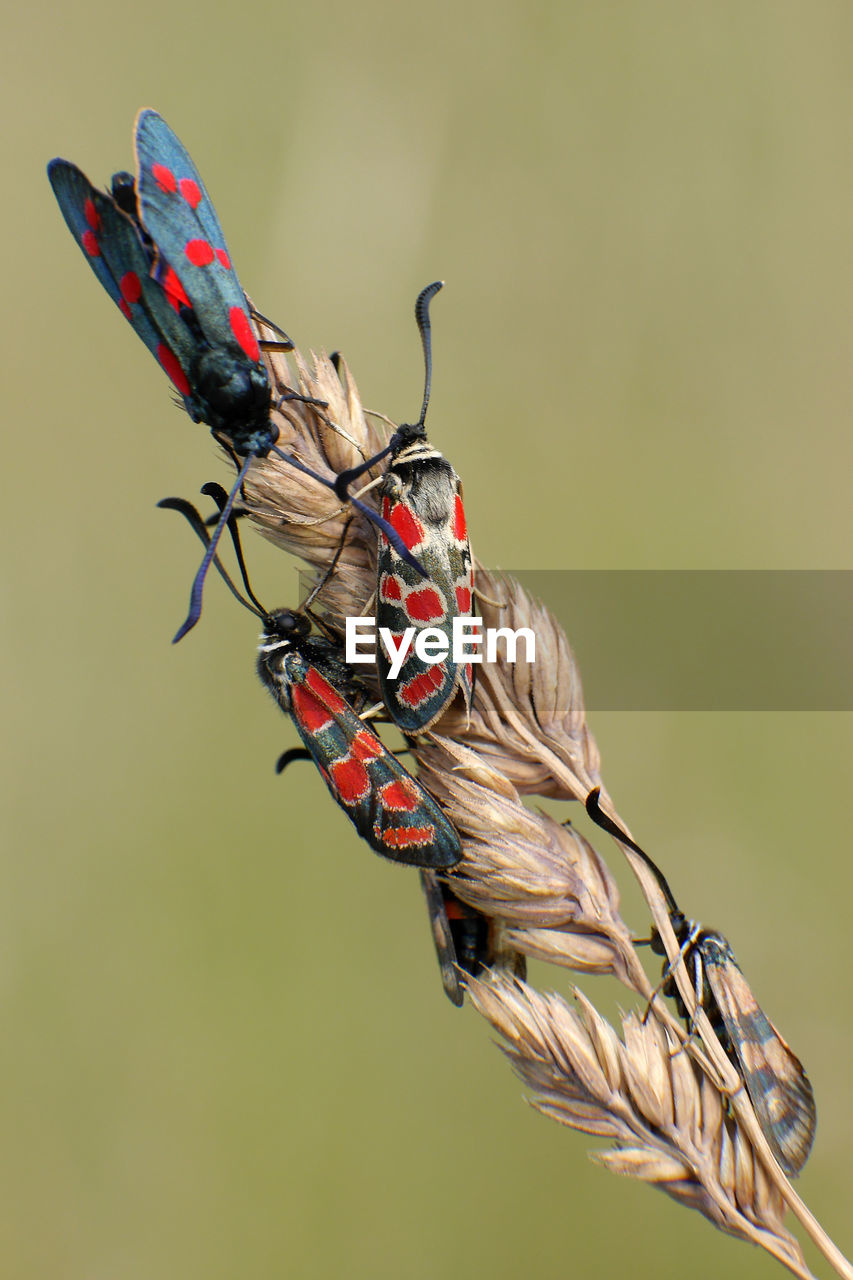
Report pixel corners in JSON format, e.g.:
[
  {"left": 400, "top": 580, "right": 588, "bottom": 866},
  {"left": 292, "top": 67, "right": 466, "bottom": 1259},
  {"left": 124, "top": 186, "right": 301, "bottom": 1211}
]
[
  {"left": 586, "top": 789, "right": 817, "bottom": 1176},
  {"left": 160, "top": 485, "right": 461, "bottom": 869},
  {"left": 47, "top": 110, "right": 425, "bottom": 642},
  {"left": 335, "top": 282, "right": 475, "bottom": 733},
  {"left": 259, "top": 612, "right": 461, "bottom": 867},
  {"left": 420, "top": 871, "right": 526, "bottom": 1005}
]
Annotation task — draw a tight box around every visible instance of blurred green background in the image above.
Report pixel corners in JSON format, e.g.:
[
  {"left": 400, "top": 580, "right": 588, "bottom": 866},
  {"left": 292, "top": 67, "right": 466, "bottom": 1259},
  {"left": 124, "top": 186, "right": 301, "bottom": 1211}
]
[{"left": 5, "top": 2, "right": 852, "bottom": 1277}]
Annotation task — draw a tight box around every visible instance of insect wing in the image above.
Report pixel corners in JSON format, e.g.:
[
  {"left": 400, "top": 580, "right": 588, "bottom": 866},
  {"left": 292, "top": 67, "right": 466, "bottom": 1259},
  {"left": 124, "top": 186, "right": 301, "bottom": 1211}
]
[
  {"left": 377, "top": 463, "right": 474, "bottom": 732},
  {"left": 701, "top": 938, "right": 816, "bottom": 1175},
  {"left": 134, "top": 109, "right": 263, "bottom": 373},
  {"left": 420, "top": 872, "right": 526, "bottom": 1005},
  {"left": 47, "top": 160, "right": 196, "bottom": 403},
  {"left": 281, "top": 651, "right": 461, "bottom": 868},
  {"left": 420, "top": 872, "right": 465, "bottom": 1005},
  {"left": 420, "top": 871, "right": 490, "bottom": 1005}
]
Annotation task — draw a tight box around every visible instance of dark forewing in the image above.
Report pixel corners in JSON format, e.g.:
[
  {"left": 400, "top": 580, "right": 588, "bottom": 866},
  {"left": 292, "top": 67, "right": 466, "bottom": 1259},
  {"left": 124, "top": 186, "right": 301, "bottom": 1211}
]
[
  {"left": 279, "top": 651, "right": 461, "bottom": 869},
  {"left": 702, "top": 941, "right": 816, "bottom": 1175},
  {"left": 134, "top": 109, "right": 262, "bottom": 369},
  {"left": 420, "top": 871, "right": 465, "bottom": 1005},
  {"left": 377, "top": 464, "right": 474, "bottom": 732}
]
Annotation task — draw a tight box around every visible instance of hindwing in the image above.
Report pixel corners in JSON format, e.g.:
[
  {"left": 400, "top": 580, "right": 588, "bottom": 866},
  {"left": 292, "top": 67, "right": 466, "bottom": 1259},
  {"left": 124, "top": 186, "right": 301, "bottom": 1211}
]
[{"left": 47, "top": 160, "right": 198, "bottom": 404}]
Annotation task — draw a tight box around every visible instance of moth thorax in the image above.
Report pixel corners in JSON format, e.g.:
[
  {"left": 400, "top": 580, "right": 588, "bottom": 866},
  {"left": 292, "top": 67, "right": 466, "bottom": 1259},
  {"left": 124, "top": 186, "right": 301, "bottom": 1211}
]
[
  {"left": 193, "top": 349, "right": 270, "bottom": 433},
  {"left": 388, "top": 453, "right": 457, "bottom": 511},
  {"left": 391, "top": 436, "right": 445, "bottom": 468}
]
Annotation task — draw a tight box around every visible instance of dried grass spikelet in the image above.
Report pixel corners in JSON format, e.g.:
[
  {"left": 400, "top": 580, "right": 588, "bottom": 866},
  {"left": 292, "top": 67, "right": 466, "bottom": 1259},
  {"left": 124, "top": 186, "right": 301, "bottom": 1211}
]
[
  {"left": 469, "top": 977, "right": 808, "bottom": 1276},
  {"left": 229, "top": 321, "right": 848, "bottom": 1280}
]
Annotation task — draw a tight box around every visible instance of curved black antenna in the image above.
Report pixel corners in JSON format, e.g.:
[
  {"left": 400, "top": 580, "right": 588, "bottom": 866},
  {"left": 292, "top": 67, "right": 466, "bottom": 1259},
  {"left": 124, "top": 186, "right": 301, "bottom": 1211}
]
[
  {"left": 249, "top": 308, "right": 295, "bottom": 353},
  {"left": 167, "top": 453, "right": 257, "bottom": 641},
  {"left": 275, "top": 747, "right": 313, "bottom": 774},
  {"left": 331, "top": 280, "right": 444, "bottom": 500},
  {"left": 412, "top": 280, "right": 443, "bottom": 431},
  {"left": 271, "top": 442, "right": 425, "bottom": 577},
  {"left": 199, "top": 482, "right": 268, "bottom": 617},
  {"left": 585, "top": 788, "right": 679, "bottom": 915},
  {"left": 158, "top": 486, "right": 267, "bottom": 623}
]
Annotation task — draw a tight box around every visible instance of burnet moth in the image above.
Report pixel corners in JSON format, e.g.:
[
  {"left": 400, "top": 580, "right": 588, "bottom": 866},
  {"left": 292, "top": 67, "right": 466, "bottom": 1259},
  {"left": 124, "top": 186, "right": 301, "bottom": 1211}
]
[
  {"left": 335, "top": 282, "right": 475, "bottom": 733},
  {"left": 586, "top": 789, "right": 816, "bottom": 1175},
  {"left": 420, "top": 871, "right": 526, "bottom": 1006},
  {"left": 160, "top": 486, "right": 461, "bottom": 869},
  {"left": 48, "top": 110, "right": 425, "bottom": 642}
]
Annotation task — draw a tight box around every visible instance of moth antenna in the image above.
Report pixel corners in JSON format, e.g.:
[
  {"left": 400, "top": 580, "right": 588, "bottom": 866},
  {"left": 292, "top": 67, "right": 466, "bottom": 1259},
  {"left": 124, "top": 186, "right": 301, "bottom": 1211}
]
[
  {"left": 331, "top": 282, "right": 444, "bottom": 499},
  {"left": 199, "top": 482, "right": 268, "bottom": 616},
  {"left": 585, "top": 788, "right": 680, "bottom": 915},
  {"left": 157, "top": 495, "right": 253, "bottom": 614},
  {"left": 158, "top": 477, "right": 267, "bottom": 626},
  {"left": 250, "top": 307, "right": 295, "bottom": 351},
  {"left": 412, "top": 280, "right": 443, "bottom": 430},
  {"left": 273, "top": 444, "right": 425, "bottom": 577},
  {"left": 275, "top": 747, "right": 313, "bottom": 774}
]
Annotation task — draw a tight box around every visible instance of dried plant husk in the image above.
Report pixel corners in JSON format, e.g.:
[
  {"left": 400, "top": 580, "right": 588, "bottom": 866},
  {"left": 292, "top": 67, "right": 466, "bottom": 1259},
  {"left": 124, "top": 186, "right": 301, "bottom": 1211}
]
[{"left": 224, "top": 323, "right": 847, "bottom": 1280}]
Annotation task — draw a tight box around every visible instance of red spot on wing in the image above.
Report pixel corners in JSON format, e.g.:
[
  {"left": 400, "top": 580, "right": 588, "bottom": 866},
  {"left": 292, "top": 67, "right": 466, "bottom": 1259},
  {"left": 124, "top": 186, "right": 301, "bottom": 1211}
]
[
  {"left": 388, "top": 504, "right": 426, "bottom": 552},
  {"left": 178, "top": 178, "right": 202, "bottom": 208},
  {"left": 119, "top": 300, "right": 132, "bottom": 321},
  {"left": 229, "top": 307, "right": 260, "bottom": 362},
  {"left": 151, "top": 163, "right": 177, "bottom": 194},
  {"left": 384, "top": 632, "right": 413, "bottom": 664},
  {"left": 453, "top": 494, "right": 467, "bottom": 541},
  {"left": 216, "top": 248, "right": 231, "bottom": 270},
  {"left": 330, "top": 756, "right": 370, "bottom": 804},
  {"left": 83, "top": 198, "right": 100, "bottom": 231},
  {"left": 379, "top": 779, "right": 421, "bottom": 812},
  {"left": 456, "top": 584, "right": 472, "bottom": 612},
  {"left": 119, "top": 272, "right": 142, "bottom": 306},
  {"left": 380, "top": 824, "right": 434, "bottom": 850},
  {"left": 406, "top": 587, "right": 445, "bottom": 622},
  {"left": 161, "top": 266, "right": 190, "bottom": 312},
  {"left": 156, "top": 343, "right": 190, "bottom": 397},
  {"left": 81, "top": 230, "right": 100, "bottom": 257},
  {"left": 304, "top": 667, "right": 346, "bottom": 714},
  {"left": 351, "top": 731, "right": 384, "bottom": 763},
  {"left": 399, "top": 664, "right": 446, "bottom": 709},
  {"left": 185, "top": 238, "right": 215, "bottom": 267},
  {"left": 379, "top": 574, "right": 402, "bottom": 602},
  {"left": 291, "top": 682, "right": 334, "bottom": 734}
]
